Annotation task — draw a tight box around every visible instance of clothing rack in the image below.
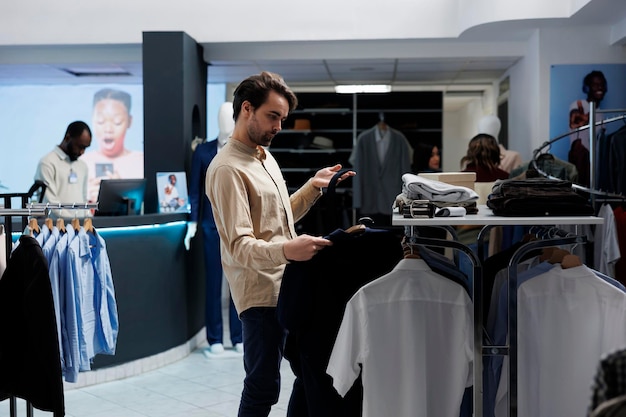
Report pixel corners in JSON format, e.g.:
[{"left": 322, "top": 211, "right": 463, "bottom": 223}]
[
  {"left": 0, "top": 207, "right": 47, "bottom": 417},
  {"left": 394, "top": 209, "right": 602, "bottom": 416},
  {"left": 530, "top": 106, "right": 626, "bottom": 206},
  {"left": 504, "top": 231, "right": 587, "bottom": 416},
  {"left": 0, "top": 203, "right": 93, "bottom": 417},
  {"left": 404, "top": 224, "right": 484, "bottom": 416}
]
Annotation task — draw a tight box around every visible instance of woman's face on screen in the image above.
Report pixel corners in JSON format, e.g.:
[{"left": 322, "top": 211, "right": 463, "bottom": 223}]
[{"left": 92, "top": 98, "right": 132, "bottom": 158}]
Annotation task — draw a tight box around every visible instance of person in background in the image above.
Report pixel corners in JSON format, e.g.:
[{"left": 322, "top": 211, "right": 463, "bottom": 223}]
[
  {"left": 568, "top": 70, "right": 608, "bottom": 186},
  {"left": 477, "top": 114, "right": 522, "bottom": 174},
  {"left": 460, "top": 133, "right": 509, "bottom": 182},
  {"left": 569, "top": 70, "right": 608, "bottom": 148},
  {"left": 34, "top": 121, "right": 92, "bottom": 219},
  {"left": 185, "top": 102, "right": 243, "bottom": 355},
  {"left": 205, "top": 71, "right": 354, "bottom": 417},
  {"left": 81, "top": 88, "right": 143, "bottom": 203},
  {"left": 413, "top": 142, "right": 441, "bottom": 173}
]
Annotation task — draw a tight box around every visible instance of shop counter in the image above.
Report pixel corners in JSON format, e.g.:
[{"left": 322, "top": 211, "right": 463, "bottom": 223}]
[{"left": 89, "top": 212, "right": 205, "bottom": 369}]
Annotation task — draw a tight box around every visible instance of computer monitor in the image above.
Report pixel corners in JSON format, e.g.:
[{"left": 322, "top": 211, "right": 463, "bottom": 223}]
[{"left": 95, "top": 178, "right": 146, "bottom": 216}]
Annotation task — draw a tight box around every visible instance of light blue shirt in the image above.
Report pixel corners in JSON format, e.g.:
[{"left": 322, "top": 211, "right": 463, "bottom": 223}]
[
  {"left": 42, "top": 226, "right": 60, "bottom": 266},
  {"left": 88, "top": 228, "right": 118, "bottom": 356},
  {"left": 48, "top": 226, "right": 78, "bottom": 382},
  {"left": 35, "top": 224, "right": 50, "bottom": 247},
  {"left": 484, "top": 261, "right": 554, "bottom": 417},
  {"left": 66, "top": 227, "right": 118, "bottom": 374}
]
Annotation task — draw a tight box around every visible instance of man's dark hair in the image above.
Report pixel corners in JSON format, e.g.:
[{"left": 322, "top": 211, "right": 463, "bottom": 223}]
[
  {"left": 232, "top": 71, "right": 298, "bottom": 121},
  {"left": 582, "top": 70, "right": 608, "bottom": 95},
  {"left": 93, "top": 88, "right": 132, "bottom": 112},
  {"left": 65, "top": 121, "right": 91, "bottom": 139}
]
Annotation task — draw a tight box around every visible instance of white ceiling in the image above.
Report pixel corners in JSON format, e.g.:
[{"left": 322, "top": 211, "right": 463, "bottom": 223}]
[{"left": 0, "top": 0, "right": 624, "bottom": 114}]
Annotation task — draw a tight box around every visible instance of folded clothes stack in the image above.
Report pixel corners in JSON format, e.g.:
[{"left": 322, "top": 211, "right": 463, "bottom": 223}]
[
  {"left": 486, "top": 178, "right": 594, "bottom": 216},
  {"left": 394, "top": 174, "right": 480, "bottom": 218}
]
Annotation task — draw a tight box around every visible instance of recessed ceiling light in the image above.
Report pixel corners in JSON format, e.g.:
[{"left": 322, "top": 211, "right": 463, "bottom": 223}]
[
  {"left": 61, "top": 65, "right": 131, "bottom": 77},
  {"left": 335, "top": 84, "right": 392, "bottom": 94}
]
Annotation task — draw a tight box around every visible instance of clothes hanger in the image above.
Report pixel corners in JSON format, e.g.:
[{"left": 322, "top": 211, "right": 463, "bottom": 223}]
[
  {"left": 539, "top": 246, "right": 557, "bottom": 262},
  {"left": 561, "top": 254, "right": 582, "bottom": 269},
  {"left": 401, "top": 236, "right": 421, "bottom": 259},
  {"left": 345, "top": 223, "right": 366, "bottom": 234},
  {"left": 71, "top": 216, "right": 81, "bottom": 232},
  {"left": 45, "top": 217, "right": 53, "bottom": 230},
  {"left": 83, "top": 217, "right": 93, "bottom": 233},
  {"left": 56, "top": 218, "right": 66, "bottom": 233},
  {"left": 28, "top": 217, "right": 40, "bottom": 234},
  {"left": 548, "top": 248, "right": 571, "bottom": 264},
  {"left": 377, "top": 112, "right": 388, "bottom": 132}
]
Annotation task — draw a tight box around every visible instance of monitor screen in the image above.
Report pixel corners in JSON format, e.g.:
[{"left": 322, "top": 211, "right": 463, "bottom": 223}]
[{"left": 95, "top": 178, "right": 146, "bottom": 216}]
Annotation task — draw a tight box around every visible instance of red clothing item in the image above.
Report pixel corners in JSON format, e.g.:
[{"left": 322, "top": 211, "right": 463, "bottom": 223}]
[
  {"left": 613, "top": 206, "right": 626, "bottom": 286},
  {"left": 463, "top": 163, "right": 509, "bottom": 182}
]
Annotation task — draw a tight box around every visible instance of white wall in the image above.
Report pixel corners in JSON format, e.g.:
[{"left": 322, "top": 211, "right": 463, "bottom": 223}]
[
  {"left": 505, "top": 31, "right": 540, "bottom": 162},
  {"left": 442, "top": 98, "right": 485, "bottom": 172}
]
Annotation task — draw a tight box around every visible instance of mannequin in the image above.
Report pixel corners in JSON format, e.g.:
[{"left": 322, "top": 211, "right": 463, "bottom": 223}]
[
  {"left": 185, "top": 102, "right": 242, "bottom": 355},
  {"left": 477, "top": 114, "right": 522, "bottom": 174}
]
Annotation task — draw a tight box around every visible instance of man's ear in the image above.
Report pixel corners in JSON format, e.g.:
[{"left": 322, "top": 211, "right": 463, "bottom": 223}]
[{"left": 242, "top": 101, "right": 253, "bottom": 116}]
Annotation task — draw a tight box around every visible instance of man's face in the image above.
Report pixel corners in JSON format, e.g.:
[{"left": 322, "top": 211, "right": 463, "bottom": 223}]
[
  {"left": 92, "top": 98, "right": 132, "bottom": 158},
  {"left": 66, "top": 130, "right": 92, "bottom": 161},
  {"left": 245, "top": 91, "right": 289, "bottom": 147},
  {"left": 588, "top": 76, "right": 607, "bottom": 103}
]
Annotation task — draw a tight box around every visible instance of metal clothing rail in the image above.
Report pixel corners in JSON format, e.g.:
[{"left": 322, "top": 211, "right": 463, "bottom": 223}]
[
  {"left": 26, "top": 202, "right": 98, "bottom": 210},
  {"left": 530, "top": 107, "right": 626, "bottom": 205},
  {"left": 504, "top": 233, "right": 587, "bottom": 417},
  {"left": 0, "top": 208, "right": 48, "bottom": 264}
]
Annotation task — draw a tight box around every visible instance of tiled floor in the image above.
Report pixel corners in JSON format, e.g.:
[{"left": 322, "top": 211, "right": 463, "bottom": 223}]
[{"left": 0, "top": 342, "right": 296, "bottom": 417}]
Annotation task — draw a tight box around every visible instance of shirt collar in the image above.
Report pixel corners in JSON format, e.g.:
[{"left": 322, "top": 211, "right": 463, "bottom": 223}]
[
  {"left": 53, "top": 145, "right": 70, "bottom": 162},
  {"left": 229, "top": 139, "right": 267, "bottom": 161}
]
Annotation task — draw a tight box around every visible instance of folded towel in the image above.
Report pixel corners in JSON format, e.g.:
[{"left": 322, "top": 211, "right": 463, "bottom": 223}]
[{"left": 402, "top": 173, "right": 479, "bottom": 203}]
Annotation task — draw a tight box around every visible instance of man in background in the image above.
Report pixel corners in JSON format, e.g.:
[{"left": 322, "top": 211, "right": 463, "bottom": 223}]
[{"left": 34, "top": 121, "right": 92, "bottom": 219}]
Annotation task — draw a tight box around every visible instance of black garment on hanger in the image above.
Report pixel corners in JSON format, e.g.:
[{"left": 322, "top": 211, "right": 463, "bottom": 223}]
[
  {"left": 608, "top": 125, "right": 626, "bottom": 196},
  {"left": 0, "top": 235, "right": 64, "bottom": 416},
  {"left": 569, "top": 138, "right": 590, "bottom": 187},
  {"left": 278, "top": 227, "right": 403, "bottom": 417}
]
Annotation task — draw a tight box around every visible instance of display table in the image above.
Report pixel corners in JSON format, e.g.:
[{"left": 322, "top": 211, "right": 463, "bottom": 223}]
[{"left": 392, "top": 205, "right": 603, "bottom": 226}]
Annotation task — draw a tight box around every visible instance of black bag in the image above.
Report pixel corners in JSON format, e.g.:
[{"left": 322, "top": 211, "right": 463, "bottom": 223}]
[{"left": 487, "top": 178, "right": 594, "bottom": 216}]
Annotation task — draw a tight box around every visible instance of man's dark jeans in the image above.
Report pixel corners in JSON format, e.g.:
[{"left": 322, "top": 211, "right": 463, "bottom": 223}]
[{"left": 238, "top": 307, "right": 287, "bottom": 417}]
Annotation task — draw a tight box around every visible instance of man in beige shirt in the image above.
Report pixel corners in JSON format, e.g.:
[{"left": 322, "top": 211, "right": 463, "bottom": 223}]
[{"left": 206, "top": 71, "right": 354, "bottom": 417}]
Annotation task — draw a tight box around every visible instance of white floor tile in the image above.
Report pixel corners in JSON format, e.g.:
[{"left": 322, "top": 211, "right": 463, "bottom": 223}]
[{"left": 0, "top": 345, "right": 296, "bottom": 417}]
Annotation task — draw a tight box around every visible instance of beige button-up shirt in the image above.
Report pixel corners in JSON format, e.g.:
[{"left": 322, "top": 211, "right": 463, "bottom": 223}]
[{"left": 206, "top": 139, "right": 321, "bottom": 314}]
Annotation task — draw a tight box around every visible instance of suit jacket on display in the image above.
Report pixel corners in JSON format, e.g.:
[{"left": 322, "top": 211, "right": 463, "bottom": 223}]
[
  {"left": 189, "top": 139, "right": 219, "bottom": 226},
  {"left": 349, "top": 126, "right": 412, "bottom": 215}
]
